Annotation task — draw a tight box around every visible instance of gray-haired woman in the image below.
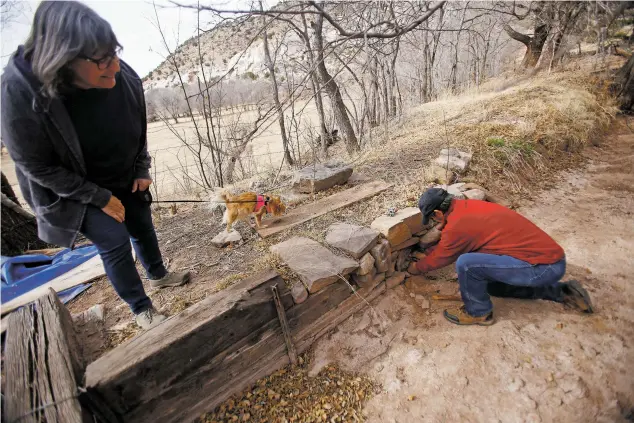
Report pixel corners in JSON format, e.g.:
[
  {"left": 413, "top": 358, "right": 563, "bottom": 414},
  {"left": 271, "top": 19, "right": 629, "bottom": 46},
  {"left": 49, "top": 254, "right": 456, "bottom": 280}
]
[{"left": 1, "top": 1, "right": 190, "bottom": 329}]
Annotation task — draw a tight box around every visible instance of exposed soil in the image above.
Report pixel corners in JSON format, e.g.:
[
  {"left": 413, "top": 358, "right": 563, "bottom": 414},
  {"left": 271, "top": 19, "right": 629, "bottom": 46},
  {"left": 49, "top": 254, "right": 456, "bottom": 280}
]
[{"left": 308, "top": 119, "right": 634, "bottom": 423}]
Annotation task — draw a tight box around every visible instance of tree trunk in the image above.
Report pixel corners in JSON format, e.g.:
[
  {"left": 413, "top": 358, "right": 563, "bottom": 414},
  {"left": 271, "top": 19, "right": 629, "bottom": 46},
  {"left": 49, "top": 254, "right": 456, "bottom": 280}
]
[
  {"left": 314, "top": 13, "right": 359, "bottom": 153},
  {"left": 1, "top": 193, "right": 49, "bottom": 256},
  {"left": 261, "top": 7, "right": 294, "bottom": 167},
  {"left": 523, "top": 24, "right": 550, "bottom": 67},
  {"left": 1, "top": 171, "right": 18, "bottom": 204},
  {"left": 612, "top": 54, "right": 634, "bottom": 111}
]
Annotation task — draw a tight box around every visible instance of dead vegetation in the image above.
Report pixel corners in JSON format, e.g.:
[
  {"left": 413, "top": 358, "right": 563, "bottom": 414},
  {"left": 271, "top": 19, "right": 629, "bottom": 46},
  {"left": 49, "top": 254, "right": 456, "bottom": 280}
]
[{"left": 200, "top": 352, "right": 378, "bottom": 423}]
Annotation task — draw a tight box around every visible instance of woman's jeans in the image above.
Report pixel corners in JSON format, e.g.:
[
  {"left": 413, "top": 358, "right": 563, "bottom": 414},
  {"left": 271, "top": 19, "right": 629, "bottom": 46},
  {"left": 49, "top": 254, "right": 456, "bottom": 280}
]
[
  {"left": 456, "top": 253, "right": 566, "bottom": 317},
  {"left": 80, "top": 191, "right": 167, "bottom": 314}
]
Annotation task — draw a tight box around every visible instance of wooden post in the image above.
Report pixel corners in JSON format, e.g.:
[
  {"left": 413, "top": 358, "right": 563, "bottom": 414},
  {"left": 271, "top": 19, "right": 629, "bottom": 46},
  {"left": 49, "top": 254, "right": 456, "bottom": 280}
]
[
  {"left": 4, "top": 289, "right": 87, "bottom": 423},
  {"left": 271, "top": 284, "right": 298, "bottom": 365}
]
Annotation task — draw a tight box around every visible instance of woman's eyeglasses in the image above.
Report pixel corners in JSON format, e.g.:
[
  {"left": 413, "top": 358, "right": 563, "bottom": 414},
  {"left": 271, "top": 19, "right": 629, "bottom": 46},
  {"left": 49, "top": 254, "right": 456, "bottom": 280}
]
[{"left": 77, "top": 50, "right": 120, "bottom": 70}]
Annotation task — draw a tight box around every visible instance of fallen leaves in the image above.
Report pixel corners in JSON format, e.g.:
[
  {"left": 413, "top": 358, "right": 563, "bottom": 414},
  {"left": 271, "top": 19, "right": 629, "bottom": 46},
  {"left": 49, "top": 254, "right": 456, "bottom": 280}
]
[{"left": 202, "top": 353, "right": 378, "bottom": 423}]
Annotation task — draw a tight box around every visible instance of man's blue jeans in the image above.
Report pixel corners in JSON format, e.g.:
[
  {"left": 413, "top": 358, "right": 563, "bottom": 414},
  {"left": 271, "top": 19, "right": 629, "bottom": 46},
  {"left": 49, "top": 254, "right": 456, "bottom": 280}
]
[
  {"left": 80, "top": 191, "right": 167, "bottom": 314},
  {"left": 456, "top": 253, "right": 566, "bottom": 317}
]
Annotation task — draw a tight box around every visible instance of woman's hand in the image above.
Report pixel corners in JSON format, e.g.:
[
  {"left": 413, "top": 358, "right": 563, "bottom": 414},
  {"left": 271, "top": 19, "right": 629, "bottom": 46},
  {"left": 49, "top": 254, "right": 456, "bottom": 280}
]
[
  {"left": 102, "top": 195, "right": 125, "bottom": 222},
  {"left": 132, "top": 178, "right": 152, "bottom": 192}
]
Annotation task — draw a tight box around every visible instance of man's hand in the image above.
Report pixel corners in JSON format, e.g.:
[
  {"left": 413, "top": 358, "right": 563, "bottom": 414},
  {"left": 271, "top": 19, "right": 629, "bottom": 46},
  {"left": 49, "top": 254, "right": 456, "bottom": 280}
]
[
  {"left": 411, "top": 251, "right": 427, "bottom": 262},
  {"left": 407, "top": 262, "right": 421, "bottom": 275},
  {"left": 132, "top": 178, "right": 152, "bottom": 192},
  {"left": 102, "top": 195, "right": 125, "bottom": 223}
]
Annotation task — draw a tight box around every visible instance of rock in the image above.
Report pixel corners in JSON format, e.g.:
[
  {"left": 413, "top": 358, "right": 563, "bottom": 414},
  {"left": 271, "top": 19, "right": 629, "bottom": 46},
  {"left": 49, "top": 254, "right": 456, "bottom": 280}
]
[
  {"left": 393, "top": 207, "right": 424, "bottom": 235},
  {"left": 391, "top": 237, "right": 420, "bottom": 251},
  {"left": 433, "top": 183, "right": 466, "bottom": 199},
  {"left": 271, "top": 237, "right": 359, "bottom": 293},
  {"left": 353, "top": 267, "right": 377, "bottom": 286},
  {"left": 448, "top": 182, "right": 466, "bottom": 191},
  {"left": 428, "top": 164, "right": 456, "bottom": 184},
  {"left": 290, "top": 282, "right": 308, "bottom": 304},
  {"left": 211, "top": 229, "right": 243, "bottom": 248},
  {"left": 396, "top": 248, "right": 412, "bottom": 272},
  {"left": 325, "top": 223, "right": 379, "bottom": 259},
  {"left": 356, "top": 272, "right": 385, "bottom": 291},
  {"left": 370, "top": 240, "right": 391, "bottom": 272},
  {"left": 419, "top": 226, "right": 442, "bottom": 249},
  {"left": 386, "top": 272, "right": 406, "bottom": 289},
  {"left": 370, "top": 216, "right": 412, "bottom": 246},
  {"left": 435, "top": 149, "right": 472, "bottom": 173},
  {"left": 434, "top": 155, "right": 468, "bottom": 172},
  {"left": 358, "top": 253, "right": 376, "bottom": 276},
  {"left": 420, "top": 297, "right": 430, "bottom": 309},
  {"left": 463, "top": 188, "right": 486, "bottom": 200},
  {"left": 72, "top": 304, "right": 105, "bottom": 322},
  {"left": 292, "top": 163, "right": 353, "bottom": 193},
  {"left": 386, "top": 258, "right": 396, "bottom": 277},
  {"left": 440, "top": 148, "right": 461, "bottom": 157}
]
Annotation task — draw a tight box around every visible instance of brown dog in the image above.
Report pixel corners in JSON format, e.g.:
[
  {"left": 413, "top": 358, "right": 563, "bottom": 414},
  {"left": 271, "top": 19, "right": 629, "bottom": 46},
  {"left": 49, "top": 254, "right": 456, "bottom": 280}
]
[{"left": 220, "top": 192, "right": 286, "bottom": 232}]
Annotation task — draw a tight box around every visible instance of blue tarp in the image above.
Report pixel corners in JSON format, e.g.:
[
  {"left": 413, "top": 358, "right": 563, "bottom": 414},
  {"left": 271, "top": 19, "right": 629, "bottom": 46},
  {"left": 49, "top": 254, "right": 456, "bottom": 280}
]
[{"left": 1, "top": 245, "right": 100, "bottom": 306}]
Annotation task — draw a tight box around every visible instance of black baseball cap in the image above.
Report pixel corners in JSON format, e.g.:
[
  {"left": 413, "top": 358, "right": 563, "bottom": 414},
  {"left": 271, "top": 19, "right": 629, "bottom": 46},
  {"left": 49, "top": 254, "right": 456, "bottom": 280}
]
[{"left": 418, "top": 188, "right": 448, "bottom": 225}]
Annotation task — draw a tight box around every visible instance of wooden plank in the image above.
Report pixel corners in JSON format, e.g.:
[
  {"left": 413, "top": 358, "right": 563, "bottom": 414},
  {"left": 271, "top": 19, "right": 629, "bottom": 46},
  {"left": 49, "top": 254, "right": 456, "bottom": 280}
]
[
  {"left": 4, "top": 289, "right": 87, "bottom": 423},
  {"left": 85, "top": 270, "right": 292, "bottom": 415},
  {"left": 257, "top": 180, "right": 392, "bottom": 238},
  {"left": 2, "top": 249, "right": 136, "bottom": 316},
  {"left": 117, "top": 281, "right": 355, "bottom": 423}
]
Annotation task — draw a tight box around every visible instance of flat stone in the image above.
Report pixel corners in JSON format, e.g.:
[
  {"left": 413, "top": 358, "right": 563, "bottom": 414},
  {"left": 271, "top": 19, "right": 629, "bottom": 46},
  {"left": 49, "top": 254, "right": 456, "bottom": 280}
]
[
  {"left": 325, "top": 223, "right": 379, "bottom": 259},
  {"left": 386, "top": 272, "right": 406, "bottom": 289},
  {"left": 356, "top": 272, "right": 385, "bottom": 291},
  {"left": 290, "top": 282, "right": 309, "bottom": 304},
  {"left": 419, "top": 226, "right": 442, "bottom": 249},
  {"left": 271, "top": 237, "right": 359, "bottom": 293},
  {"left": 370, "top": 240, "right": 391, "bottom": 273},
  {"left": 292, "top": 163, "right": 353, "bottom": 193},
  {"left": 396, "top": 248, "right": 412, "bottom": 272},
  {"left": 370, "top": 216, "right": 412, "bottom": 246},
  {"left": 463, "top": 188, "right": 486, "bottom": 200},
  {"left": 358, "top": 252, "right": 376, "bottom": 276},
  {"left": 352, "top": 267, "right": 377, "bottom": 286},
  {"left": 393, "top": 207, "right": 424, "bottom": 235},
  {"left": 392, "top": 236, "right": 420, "bottom": 251},
  {"left": 211, "top": 229, "right": 243, "bottom": 248},
  {"left": 449, "top": 182, "right": 466, "bottom": 191},
  {"left": 415, "top": 295, "right": 431, "bottom": 309}
]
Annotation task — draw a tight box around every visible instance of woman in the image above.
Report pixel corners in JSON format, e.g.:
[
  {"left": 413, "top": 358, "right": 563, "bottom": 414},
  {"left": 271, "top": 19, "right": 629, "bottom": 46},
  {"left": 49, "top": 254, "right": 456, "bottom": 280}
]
[{"left": 1, "top": 1, "right": 189, "bottom": 329}]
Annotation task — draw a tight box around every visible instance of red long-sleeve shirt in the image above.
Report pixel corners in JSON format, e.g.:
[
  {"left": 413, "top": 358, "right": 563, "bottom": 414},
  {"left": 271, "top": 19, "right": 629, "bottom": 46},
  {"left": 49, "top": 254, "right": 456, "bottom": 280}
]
[{"left": 416, "top": 199, "right": 565, "bottom": 273}]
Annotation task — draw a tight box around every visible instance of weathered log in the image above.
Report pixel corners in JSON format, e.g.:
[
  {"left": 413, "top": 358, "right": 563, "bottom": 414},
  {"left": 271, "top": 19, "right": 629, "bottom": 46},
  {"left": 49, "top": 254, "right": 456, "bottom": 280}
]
[{"left": 4, "top": 289, "right": 86, "bottom": 423}]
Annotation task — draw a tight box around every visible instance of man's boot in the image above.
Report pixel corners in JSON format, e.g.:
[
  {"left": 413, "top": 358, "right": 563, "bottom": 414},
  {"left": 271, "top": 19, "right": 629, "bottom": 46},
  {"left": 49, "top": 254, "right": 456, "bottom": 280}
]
[
  {"left": 562, "top": 280, "right": 594, "bottom": 313},
  {"left": 443, "top": 306, "right": 495, "bottom": 326}
]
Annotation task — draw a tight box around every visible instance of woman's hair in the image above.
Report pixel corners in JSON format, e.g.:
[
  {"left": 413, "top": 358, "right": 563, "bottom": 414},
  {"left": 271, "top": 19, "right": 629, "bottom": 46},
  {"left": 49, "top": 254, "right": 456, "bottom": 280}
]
[{"left": 23, "top": 1, "right": 122, "bottom": 98}]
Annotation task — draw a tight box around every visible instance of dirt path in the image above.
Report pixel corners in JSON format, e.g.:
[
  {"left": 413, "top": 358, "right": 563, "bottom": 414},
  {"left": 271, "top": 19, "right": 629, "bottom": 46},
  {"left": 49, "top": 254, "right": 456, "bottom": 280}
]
[{"left": 309, "top": 120, "right": 634, "bottom": 423}]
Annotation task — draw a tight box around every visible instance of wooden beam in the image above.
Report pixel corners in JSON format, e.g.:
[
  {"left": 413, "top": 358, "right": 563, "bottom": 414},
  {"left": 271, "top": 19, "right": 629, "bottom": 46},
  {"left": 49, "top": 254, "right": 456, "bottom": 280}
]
[
  {"left": 257, "top": 180, "right": 392, "bottom": 238},
  {"left": 4, "top": 289, "right": 87, "bottom": 423},
  {"left": 85, "top": 270, "right": 292, "bottom": 417}
]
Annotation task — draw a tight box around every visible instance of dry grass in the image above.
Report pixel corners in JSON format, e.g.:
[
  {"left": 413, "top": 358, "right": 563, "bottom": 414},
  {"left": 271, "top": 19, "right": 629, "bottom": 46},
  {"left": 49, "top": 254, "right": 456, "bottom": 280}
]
[{"left": 349, "top": 68, "right": 620, "bottom": 200}]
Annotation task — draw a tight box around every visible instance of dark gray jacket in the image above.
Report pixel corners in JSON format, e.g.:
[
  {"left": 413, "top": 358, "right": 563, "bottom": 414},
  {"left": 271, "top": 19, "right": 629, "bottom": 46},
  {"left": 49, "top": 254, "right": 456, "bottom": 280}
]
[{"left": 1, "top": 55, "right": 151, "bottom": 248}]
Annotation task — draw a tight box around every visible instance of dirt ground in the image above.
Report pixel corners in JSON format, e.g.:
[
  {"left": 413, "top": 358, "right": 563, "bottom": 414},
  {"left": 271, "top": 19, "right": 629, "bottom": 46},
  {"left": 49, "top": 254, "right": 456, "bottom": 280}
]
[{"left": 307, "top": 119, "right": 634, "bottom": 423}]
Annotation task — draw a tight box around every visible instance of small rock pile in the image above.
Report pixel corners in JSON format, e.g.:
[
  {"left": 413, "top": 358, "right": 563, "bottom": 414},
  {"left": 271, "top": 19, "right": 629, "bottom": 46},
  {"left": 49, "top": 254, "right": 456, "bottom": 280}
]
[{"left": 429, "top": 148, "right": 472, "bottom": 184}]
